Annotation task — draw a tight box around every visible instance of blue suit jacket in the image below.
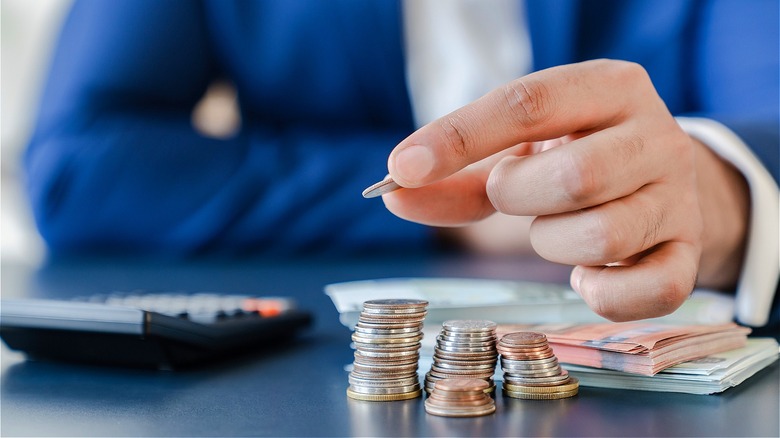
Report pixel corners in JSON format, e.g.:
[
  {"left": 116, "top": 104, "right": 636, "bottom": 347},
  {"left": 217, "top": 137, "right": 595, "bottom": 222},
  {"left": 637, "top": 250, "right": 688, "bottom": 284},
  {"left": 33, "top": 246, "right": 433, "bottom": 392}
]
[{"left": 25, "top": 0, "right": 779, "bottom": 256}]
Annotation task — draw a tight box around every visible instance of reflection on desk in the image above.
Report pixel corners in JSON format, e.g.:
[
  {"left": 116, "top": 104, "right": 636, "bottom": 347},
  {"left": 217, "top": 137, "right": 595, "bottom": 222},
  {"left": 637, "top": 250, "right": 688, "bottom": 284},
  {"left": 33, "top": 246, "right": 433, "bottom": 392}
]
[{"left": 1, "top": 255, "right": 778, "bottom": 437}]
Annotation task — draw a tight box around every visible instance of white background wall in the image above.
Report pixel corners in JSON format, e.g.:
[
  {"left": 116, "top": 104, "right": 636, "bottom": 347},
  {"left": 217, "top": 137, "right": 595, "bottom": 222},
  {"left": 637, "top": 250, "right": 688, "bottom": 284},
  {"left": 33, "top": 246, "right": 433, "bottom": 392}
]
[{"left": 2, "top": 0, "right": 72, "bottom": 267}]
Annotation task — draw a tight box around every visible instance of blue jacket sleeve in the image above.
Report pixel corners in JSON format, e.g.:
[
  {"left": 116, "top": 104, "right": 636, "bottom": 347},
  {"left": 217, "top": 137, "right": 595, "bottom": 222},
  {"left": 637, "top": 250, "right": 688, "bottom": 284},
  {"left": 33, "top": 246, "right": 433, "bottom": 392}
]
[
  {"left": 24, "top": 0, "right": 430, "bottom": 255},
  {"left": 692, "top": 0, "right": 779, "bottom": 182}
]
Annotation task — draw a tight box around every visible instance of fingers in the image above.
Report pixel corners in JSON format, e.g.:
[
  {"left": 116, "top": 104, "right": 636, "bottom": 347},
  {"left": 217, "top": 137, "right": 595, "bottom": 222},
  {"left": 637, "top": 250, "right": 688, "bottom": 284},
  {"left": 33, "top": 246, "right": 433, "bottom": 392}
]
[
  {"left": 381, "top": 58, "right": 704, "bottom": 323},
  {"left": 529, "top": 182, "right": 691, "bottom": 266},
  {"left": 388, "top": 60, "right": 655, "bottom": 187},
  {"left": 485, "top": 126, "right": 667, "bottom": 216},
  {"left": 570, "top": 241, "right": 700, "bottom": 321},
  {"left": 381, "top": 167, "right": 495, "bottom": 227},
  {"left": 382, "top": 143, "right": 533, "bottom": 226}
]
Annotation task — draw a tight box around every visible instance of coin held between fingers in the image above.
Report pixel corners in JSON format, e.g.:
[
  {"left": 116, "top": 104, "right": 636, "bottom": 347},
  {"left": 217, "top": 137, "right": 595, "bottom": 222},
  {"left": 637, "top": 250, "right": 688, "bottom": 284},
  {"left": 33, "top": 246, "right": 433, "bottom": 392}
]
[{"left": 362, "top": 176, "right": 402, "bottom": 198}]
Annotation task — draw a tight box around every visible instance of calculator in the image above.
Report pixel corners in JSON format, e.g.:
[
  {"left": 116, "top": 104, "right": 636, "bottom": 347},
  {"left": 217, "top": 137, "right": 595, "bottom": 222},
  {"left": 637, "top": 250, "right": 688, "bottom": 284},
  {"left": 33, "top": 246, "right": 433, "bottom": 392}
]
[{"left": 0, "top": 292, "right": 313, "bottom": 369}]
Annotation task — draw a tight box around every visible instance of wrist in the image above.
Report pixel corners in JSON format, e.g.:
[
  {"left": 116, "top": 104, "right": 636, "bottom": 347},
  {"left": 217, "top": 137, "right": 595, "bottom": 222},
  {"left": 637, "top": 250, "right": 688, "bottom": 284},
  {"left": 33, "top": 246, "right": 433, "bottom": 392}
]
[{"left": 693, "top": 138, "right": 750, "bottom": 289}]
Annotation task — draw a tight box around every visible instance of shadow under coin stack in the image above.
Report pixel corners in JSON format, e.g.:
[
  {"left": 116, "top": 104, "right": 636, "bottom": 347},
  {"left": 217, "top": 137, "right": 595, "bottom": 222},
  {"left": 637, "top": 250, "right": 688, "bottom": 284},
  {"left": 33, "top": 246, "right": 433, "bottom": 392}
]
[
  {"left": 424, "top": 378, "right": 496, "bottom": 417},
  {"left": 347, "top": 299, "right": 428, "bottom": 401},
  {"left": 425, "top": 320, "right": 498, "bottom": 394},
  {"left": 498, "top": 331, "right": 579, "bottom": 399}
]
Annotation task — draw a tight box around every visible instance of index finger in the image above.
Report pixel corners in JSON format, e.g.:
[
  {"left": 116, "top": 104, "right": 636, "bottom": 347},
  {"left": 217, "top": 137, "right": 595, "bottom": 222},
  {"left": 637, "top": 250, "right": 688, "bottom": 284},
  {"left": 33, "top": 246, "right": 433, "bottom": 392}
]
[{"left": 387, "top": 59, "right": 655, "bottom": 187}]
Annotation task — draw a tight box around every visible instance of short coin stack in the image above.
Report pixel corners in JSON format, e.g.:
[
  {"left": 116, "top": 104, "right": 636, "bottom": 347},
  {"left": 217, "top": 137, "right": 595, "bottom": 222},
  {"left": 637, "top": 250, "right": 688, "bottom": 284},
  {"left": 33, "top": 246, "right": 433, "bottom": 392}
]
[
  {"left": 346, "top": 299, "right": 428, "bottom": 401},
  {"left": 498, "top": 331, "right": 579, "bottom": 399},
  {"left": 425, "top": 320, "right": 498, "bottom": 394},
  {"left": 424, "top": 378, "right": 496, "bottom": 417}
]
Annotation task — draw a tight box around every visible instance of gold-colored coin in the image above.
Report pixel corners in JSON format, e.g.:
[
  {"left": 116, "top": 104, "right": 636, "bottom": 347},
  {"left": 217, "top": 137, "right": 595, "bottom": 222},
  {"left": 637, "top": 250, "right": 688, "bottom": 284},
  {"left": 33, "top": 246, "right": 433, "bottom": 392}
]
[
  {"left": 346, "top": 387, "right": 422, "bottom": 401},
  {"left": 502, "top": 377, "right": 579, "bottom": 393},
  {"left": 503, "top": 373, "right": 571, "bottom": 386},
  {"left": 503, "top": 388, "right": 579, "bottom": 399}
]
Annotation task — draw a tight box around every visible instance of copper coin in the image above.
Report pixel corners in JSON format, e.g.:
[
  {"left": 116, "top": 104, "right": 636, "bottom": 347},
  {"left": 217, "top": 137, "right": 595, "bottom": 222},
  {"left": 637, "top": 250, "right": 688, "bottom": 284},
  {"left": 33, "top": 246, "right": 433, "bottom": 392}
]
[{"left": 500, "top": 332, "right": 548, "bottom": 346}]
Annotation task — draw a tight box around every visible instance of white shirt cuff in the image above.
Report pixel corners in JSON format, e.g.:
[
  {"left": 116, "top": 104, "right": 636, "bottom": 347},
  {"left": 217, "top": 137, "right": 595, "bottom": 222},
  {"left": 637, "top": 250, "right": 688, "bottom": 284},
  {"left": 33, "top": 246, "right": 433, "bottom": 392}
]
[{"left": 677, "top": 117, "right": 779, "bottom": 327}]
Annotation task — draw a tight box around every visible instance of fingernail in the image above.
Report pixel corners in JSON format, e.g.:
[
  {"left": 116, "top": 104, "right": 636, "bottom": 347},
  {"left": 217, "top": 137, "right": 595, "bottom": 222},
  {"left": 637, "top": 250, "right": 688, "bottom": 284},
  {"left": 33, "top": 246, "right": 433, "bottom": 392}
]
[
  {"left": 392, "top": 145, "right": 434, "bottom": 185},
  {"left": 570, "top": 267, "right": 584, "bottom": 295}
]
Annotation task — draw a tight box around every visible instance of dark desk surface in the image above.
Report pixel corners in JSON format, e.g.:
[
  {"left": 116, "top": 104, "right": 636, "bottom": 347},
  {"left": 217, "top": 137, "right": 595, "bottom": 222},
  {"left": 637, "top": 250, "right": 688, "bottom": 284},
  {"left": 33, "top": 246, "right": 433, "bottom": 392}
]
[{"left": 2, "top": 255, "right": 778, "bottom": 437}]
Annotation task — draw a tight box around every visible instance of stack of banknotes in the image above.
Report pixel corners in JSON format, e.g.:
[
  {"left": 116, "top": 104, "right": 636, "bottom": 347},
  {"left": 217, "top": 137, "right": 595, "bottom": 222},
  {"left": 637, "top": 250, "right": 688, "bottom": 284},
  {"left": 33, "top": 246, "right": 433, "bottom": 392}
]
[
  {"left": 496, "top": 322, "right": 752, "bottom": 375},
  {"left": 562, "top": 338, "right": 778, "bottom": 394}
]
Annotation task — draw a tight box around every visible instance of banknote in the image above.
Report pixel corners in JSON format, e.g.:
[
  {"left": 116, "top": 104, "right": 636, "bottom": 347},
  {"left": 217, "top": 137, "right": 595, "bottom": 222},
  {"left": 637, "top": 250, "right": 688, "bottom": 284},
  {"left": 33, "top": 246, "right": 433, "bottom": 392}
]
[
  {"left": 564, "top": 338, "right": 779, "bottom": 394},
  {"left": 496, "top": 322, "right": 751, "bottom": 375}
]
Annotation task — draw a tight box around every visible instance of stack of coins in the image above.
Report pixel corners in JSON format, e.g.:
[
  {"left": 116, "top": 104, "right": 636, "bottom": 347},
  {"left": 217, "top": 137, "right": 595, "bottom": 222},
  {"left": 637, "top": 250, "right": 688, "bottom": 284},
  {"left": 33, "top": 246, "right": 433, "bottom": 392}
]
[
  {"left": 346, "top": 299, "right": 428, "bottom": 401},
  {"left": 425, "top": 320, "right": 498, "bottom": 394},
  {"left": 497, "top": 331, "right": 579, "bottom": 399},
  {"left": 424, "top": 378, "right": 496, "bottom": 417}
]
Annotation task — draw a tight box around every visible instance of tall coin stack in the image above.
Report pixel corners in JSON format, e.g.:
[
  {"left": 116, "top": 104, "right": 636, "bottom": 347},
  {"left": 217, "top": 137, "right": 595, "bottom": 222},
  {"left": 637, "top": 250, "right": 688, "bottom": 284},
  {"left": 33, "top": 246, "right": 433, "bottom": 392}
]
[
  {"left": 497, "top": 331, "right": 579, "bottom": 399},
  {"left": 424, "top": 378, "right": 496, "bottom": 417},
  {"left": 346, "top": 299, "right": 428, "bottom": 401},
  {"left": 425, "top": 320, "right": 498, "bottom": 394}
]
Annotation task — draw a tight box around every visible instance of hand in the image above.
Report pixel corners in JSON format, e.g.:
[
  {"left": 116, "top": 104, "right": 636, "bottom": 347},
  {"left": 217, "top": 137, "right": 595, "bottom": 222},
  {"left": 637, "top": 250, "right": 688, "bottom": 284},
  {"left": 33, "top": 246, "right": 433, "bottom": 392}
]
[{"left": 382, "top": 60, "right": 749, "bottom": 322}]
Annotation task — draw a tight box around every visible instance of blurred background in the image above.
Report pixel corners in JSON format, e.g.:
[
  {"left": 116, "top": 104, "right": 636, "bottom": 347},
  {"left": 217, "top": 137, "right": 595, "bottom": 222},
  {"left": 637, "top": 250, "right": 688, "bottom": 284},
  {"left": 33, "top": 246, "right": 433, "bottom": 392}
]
[
  {"left": 1, "top": 1, "right": 245, "bottom": 272},
  {"left": 2, "top": 0, "right": 73, "bottom": 268}
]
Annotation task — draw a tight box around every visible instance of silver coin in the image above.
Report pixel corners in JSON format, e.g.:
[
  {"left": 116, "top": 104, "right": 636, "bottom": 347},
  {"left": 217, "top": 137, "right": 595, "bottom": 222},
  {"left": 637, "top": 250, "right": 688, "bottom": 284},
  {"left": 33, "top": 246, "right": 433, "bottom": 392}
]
[
  {"left": 354, "top": 325, "right": 422, "bottom": 335},
  {"left": 348, "top": 383, "right": 421, "bottom": 395},
  {"left": 352, "top": 332, "right": 423, "bottom": 342},
  {"left": 353, "top": 363, "right": 418, "bottom": 374},
  {"left": 502, "top": 365, "right": 563, "bottom": 377},
  {"left": 354, "top": 348, "right": 420, "bottom": 358},
  {"left": 432, "top": 361, "right": 496, "bottom": 371},
  {"left": 442, "top": 320, "right": 497, "bottom": 333},
  {"left": 503, "top": 370, "right": 570, "bottom": 385},
  {"left": 356, "top": 320, "right": 424, "bottom": 329},
  {"left": 352, "top": 333, "right": 423, "bottom": 344},
  {"left": 433, "top": 357, "right": 497, "bottom": 367},
  {"left": 362, "top": 298, "right": 428, "bottom": 307},
  {"left": 353, "top": 339, "right": 421, "bottom": 348},
  {"left": 500, "top": 357, "right": 559, "bottom": 370},
  {"left": 353, "top": 354, "right": 419, "bottom": 366},
  {"left": 430, "top": 364, "right": 496, "bottom": 376},
  {"left": 361, "top": 307, "right": 427, "bottom": 315},
  {"left": 349, "top": 374, "right": 420, "bottom": 387},
  {"left": 440, "top": 331, "right": 498, "bottom": 342},
  {"left": 436, "top": 344, "right": 497, "bottom": 354},
  {"left": 433, "top": 350, "right": 498, "bottom": 361},
  {"left": 436, "top": 336, "right": 496, "bottom": 348},
  {"left": 362, "top": 177, "right": 403, "bottom": 198}
]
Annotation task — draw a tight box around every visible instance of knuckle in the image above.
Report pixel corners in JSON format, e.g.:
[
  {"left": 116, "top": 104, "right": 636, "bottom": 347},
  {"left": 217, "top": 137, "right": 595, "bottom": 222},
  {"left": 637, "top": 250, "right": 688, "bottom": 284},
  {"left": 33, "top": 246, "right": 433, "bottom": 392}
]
[
  {"left": 615, "top": 133, "right": 646, "bottom": 163},
  {"left": 605, "top": 59, "right": 651, "bottom": 86},
  {"left": 641, "top": 202, "right": 666, "bottom": 251},
  {"left": 501, "top": 79, "right": 554, "bottom": 129},
  {"left": 437, "top": 115, "right": 473, "bottom": 159},
  {"left": 560, "top": 152, "right": 601, "bottom": 205},
  {"left": 583, "top": 212, "right": 623, "bottom": 262}
]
